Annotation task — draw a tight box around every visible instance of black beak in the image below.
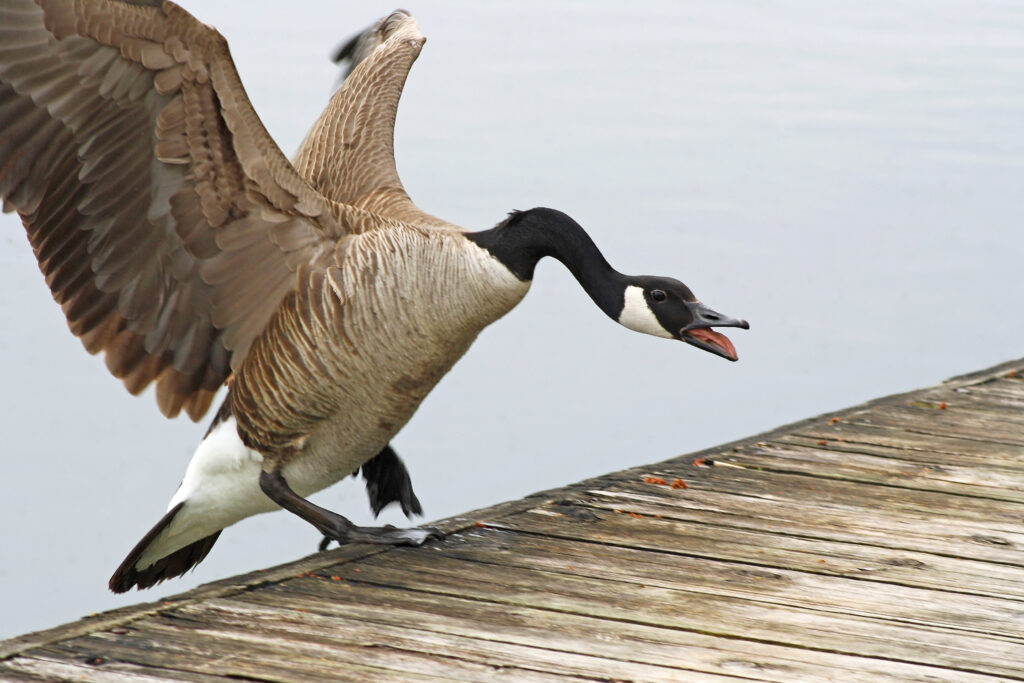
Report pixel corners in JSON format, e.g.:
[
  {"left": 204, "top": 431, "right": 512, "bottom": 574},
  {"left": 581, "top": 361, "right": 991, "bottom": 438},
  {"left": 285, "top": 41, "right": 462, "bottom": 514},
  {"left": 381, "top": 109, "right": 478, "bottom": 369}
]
[
  {"left": 682, "top": 302, "right": 750, "bottom": 332},
  {"left": 678, "top": 302, "right": 749, "bottom": 362}
]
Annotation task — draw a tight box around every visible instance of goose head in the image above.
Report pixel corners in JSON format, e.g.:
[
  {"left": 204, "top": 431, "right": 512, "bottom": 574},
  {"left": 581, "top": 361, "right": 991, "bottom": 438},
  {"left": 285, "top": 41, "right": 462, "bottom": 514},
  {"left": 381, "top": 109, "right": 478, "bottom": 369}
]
[
  {"left": 466, "top": 208, "right": 748, "bottom": 360},
  {"left": 617, "top": 276, "right": 749, "bottom": 361}
]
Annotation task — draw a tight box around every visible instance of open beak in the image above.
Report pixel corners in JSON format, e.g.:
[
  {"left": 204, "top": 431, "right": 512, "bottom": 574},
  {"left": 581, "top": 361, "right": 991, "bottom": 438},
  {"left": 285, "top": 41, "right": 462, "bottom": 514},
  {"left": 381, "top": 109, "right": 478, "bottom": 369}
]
[{"left": 679, "top": 302, "right": 749, "bottom": 362}]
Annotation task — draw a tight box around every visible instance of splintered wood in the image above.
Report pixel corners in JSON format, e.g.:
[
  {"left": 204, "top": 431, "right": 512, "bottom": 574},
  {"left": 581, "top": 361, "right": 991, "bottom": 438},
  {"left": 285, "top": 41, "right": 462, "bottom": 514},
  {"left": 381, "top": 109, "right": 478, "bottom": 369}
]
[{"left": 3, "top": 360, "right": 1024, "bottom": 681}]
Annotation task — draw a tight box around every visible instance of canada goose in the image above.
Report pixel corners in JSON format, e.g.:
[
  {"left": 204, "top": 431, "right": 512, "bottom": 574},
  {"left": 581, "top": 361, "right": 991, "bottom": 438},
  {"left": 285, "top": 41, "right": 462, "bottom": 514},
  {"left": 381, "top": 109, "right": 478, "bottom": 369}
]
[{"left": 0, "top": 2, "right": 748, "bottom": 593}]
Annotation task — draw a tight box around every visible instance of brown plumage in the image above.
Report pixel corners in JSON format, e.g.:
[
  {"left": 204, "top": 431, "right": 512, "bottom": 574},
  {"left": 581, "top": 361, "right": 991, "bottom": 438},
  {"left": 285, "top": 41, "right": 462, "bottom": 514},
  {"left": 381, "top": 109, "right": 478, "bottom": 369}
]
[
  {"left": 2, "top": 1, "right": 748, "bottom": 591},
  {"left": 0, "top": 0, "right": 422, "bottom": 422},
  {"left": 1, "top": 1, "right": 526, "bottom": 589}
]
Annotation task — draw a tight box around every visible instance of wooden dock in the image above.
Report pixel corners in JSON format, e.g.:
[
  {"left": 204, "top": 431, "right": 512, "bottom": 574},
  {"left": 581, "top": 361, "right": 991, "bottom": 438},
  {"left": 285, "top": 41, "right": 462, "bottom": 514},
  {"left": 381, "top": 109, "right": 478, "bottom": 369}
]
[{"left": 3, "top": 360, "right": 1024, "bottom": 681}]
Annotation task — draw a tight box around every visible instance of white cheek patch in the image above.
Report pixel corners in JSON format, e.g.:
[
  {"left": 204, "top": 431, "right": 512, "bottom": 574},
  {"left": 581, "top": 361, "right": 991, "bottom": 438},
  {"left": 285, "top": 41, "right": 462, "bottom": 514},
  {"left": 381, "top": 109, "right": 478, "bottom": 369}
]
[{"left": 618, "top": 285, "right": 673, "bottom": 339}]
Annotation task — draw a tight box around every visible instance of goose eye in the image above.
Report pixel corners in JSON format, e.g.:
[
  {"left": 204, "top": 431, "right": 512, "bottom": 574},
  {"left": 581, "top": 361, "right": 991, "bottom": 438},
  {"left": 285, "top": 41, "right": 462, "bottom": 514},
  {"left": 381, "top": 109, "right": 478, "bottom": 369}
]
[{"left": 650, "top": 289, "right": 667, "bottom": 303}]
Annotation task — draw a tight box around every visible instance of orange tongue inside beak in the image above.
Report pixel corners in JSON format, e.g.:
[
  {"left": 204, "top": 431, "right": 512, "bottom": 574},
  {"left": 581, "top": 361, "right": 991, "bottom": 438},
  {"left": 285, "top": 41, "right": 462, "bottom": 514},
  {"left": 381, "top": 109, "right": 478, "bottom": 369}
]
[{"left": 684, "top": 328, "right": 738, "bottom": 361}]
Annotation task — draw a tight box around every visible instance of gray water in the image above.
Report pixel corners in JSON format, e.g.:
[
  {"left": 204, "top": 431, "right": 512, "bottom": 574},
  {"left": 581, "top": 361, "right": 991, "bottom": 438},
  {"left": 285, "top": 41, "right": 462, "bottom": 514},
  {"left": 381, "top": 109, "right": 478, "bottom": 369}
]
[{"left": 1, "top": 0, "right": 1022, "bottom": 639}]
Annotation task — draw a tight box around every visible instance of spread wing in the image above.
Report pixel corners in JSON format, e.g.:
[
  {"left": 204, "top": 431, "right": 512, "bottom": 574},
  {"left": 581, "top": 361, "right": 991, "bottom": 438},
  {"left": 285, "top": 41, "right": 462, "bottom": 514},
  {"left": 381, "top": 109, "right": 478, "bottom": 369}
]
[
  {"left": 0, "top": 0, "right": 343, "bottom": 420},
  {"left": 292, "top": 11, "right": 459, "bottom": 231}
]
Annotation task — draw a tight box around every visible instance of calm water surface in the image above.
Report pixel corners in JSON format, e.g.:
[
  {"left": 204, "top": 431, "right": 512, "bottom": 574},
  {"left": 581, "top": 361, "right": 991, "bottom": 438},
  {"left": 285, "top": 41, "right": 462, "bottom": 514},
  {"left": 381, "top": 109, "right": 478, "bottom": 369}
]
[{"left": 1, "top": 1, "right": 1022, "bottom": 638}]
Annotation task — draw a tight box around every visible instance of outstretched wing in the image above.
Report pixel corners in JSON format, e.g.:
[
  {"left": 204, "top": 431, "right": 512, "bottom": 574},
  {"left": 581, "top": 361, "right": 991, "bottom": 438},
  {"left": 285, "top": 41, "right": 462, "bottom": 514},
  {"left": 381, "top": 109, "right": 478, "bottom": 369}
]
[
  {"left": 0, "top": 0, "right": 341, "bottom": 419},
  {"left": 293, "top": 10, "right": 459, "bottom": 230}
]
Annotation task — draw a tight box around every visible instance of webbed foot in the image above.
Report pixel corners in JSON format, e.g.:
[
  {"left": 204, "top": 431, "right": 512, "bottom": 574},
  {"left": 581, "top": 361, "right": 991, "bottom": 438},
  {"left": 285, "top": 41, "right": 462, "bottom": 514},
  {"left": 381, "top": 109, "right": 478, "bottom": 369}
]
[
  {"left": 318, "top": 523, "right": 442, "bottom": 551},
  {"left": 257, "top": 468, "right": 441, "bottom": 553}
]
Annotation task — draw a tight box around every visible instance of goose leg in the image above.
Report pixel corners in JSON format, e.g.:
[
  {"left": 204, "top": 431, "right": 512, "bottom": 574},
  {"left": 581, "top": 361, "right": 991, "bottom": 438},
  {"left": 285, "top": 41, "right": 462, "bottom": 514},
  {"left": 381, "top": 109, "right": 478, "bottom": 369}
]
[
  {"left": 318, "top": 443, "right": 424, "bottom": 551},
  {"left": 259, "top": 469, "right": 441, "bottom": 549}
]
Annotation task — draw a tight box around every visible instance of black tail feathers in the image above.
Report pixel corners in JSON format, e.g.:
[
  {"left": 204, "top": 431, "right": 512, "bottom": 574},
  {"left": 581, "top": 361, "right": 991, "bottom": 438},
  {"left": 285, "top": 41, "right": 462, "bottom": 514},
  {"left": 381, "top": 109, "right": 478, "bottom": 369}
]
[{"left": 108, "top": 502, "right": 221, "bottom": 593}]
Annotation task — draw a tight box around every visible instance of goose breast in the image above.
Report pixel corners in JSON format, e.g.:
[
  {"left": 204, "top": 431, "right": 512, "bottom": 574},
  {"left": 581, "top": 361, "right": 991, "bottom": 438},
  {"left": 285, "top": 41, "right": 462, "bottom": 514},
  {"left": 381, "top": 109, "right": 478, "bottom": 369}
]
[{"left": 232, "top": 226, "right": 530, "bottom": 494}]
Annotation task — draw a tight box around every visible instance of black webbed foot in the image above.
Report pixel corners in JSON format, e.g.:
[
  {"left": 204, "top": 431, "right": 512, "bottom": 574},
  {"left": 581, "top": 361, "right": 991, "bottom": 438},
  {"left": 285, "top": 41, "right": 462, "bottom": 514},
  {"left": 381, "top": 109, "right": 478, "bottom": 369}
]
[
  {"left": 360, "top": 443, "right": 423, "bottom": 518},
  {"left": 319, "top": 443, "right": 428, "bottom": 551},
  {"left": 317, "top": 516, "right": 442, "bottom": 549},
  {"left": 257, "top": 468, "right": 441, "bottom": 554},
  {"left": 317, "top": 523, "right": 443, "bottom": 551}
]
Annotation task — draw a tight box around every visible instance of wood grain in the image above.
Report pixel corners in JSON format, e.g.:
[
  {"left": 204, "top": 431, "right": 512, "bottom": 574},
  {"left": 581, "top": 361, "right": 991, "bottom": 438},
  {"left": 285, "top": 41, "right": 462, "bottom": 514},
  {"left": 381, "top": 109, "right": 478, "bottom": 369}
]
[{"left": 3, "top": 359, "right": 1024, "bottom": 681}]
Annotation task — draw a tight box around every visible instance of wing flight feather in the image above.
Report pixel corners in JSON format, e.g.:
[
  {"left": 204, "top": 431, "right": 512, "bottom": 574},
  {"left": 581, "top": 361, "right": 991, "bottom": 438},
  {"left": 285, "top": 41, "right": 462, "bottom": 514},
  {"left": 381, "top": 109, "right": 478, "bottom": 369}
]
[{"left": 0, "top": 0, "right": 346, "bottom": 419}]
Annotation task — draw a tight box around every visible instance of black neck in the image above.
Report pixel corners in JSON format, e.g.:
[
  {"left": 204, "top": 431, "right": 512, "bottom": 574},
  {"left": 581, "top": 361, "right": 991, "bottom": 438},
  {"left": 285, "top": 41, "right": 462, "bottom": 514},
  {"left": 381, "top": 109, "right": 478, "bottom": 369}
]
[{"left": 465, "top": 208, "right": 625, "bottom": 318}]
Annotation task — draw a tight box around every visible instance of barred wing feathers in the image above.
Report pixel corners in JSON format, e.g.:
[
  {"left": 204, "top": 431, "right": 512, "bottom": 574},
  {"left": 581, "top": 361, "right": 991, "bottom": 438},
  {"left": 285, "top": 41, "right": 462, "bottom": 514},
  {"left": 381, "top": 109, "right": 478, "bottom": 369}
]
[{"left": 0, "top": 0, "right": 342, "bottom": 419}]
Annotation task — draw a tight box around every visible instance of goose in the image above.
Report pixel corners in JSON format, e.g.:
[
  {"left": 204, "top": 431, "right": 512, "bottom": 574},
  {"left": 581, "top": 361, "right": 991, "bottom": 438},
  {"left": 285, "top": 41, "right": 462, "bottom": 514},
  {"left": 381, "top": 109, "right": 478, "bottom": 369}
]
[{"left": 0, "top": 1, "right": 748, "bottom": 593}]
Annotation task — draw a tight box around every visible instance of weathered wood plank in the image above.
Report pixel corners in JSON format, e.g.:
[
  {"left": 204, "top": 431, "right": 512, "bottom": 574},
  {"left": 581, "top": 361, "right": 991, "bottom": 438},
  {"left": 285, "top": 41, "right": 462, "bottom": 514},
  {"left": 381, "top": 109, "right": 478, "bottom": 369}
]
[
  {"left": 499, "top": 503, "right": 1024, "bottom": 601},
  {"left": 836, "top": 400, "right": 1024, "bottom": 448},
  {"left": 714, "top": 442, "right": 1024, "bottom": 501},
  {"left": 622, "top": 456, "right": 1024, "bottom": 523},
  {"left": 959, "top": 387, "right": 1024, "bottom": 408},
  {"left": 594, "top": 469, "right": 1024, "bottom": 556},
  {"left": 41, "top": 628, "right": 478, "bottom": 683},
  {"left": 3, "top": 358, "right": 1024, "bottom": 681},
  {"left": 906, "top": 395, "right": 1024, "bottom": 427},
  {"left": 0, "top": 495, "right": 550, "bottom": 662},
  {"left": 0, "top": 654, "right": 222, "bottom": 683},
  {"left": 309, "top": 551, "right": 1024, "bottom": 678},
  {"left": 149, "top": 601, "right": 716, "bottom": 683},
  {"left": 776, "top": 431, "right": 1024, "bottom": 474},
  {"left": 576, "top": 486, "right": 1024, "bottom": 574},
  {"left": 0, "top": 660, "right": 63, "bottom": 683},
  {"left": 434, "top": 527, "right": 1024, "bottom": 634},
  {"left": 229, "top": 579, "right": 1008, "bottom": 683},
  {"left": 789, "top": 422, "right": 1024, "bottom": 466}
]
